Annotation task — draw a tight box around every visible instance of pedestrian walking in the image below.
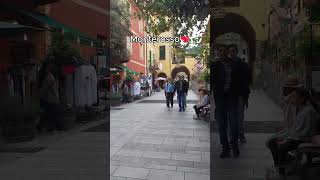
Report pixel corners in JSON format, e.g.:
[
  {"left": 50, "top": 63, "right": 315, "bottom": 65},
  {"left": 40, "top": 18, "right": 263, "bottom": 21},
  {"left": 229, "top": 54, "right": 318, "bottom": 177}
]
[
  {"left": 175, "top": 75, "right": 189, "bottom": 112},
  {"left": 228, "top": 44, "right": 251, "bottom": 143},
  {"left": 38, "top": 60, "right": 62, "bottom": 132},
  {"left": 184, "top": 77, "right": 189, "bottom": 108},
  {"left": 164, "top": 78, "right": 175, "bottom": 110},
  {"left": 211, "top": 44, "right": 248, "bottom": 158},
  {"left": 121, "top": 81, "right": 130, "bottom": 103}
]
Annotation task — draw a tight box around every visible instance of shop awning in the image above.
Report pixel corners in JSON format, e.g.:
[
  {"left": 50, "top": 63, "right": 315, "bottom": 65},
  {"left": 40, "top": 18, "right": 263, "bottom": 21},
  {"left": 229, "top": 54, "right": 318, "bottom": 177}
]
[
  {"left": 0, "top": 21, "right": 47, "bottom": 35},
  {"left": 31, "top": 0, "right": 60, "bottom": 5},
  {"left": 116, "top": 65, "right": 140, "bottom": 76},
  {"left": 16, "top": 9, "right": 103, "bottom": 47}
]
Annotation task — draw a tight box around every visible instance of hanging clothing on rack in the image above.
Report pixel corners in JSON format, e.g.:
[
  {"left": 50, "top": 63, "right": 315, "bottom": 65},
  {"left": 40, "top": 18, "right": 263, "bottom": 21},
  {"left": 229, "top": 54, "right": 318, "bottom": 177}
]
[
  {"left": 133, "top": 81, "right": 141, "bottom": 96},
  {"left": 88, "top": 65, "right": 98, "bottom": 105},
  {"left": 8, "top": 73, "right": 14, "bottom": 96},
  {"left": 64, "top": 73, "right": 75, "bottom": 106},
  {"left": 100, "top": 56, "right": 107, "bottom": 68},
  {"left": 74, "top": 65, "right": 98, "bottom": 107}
]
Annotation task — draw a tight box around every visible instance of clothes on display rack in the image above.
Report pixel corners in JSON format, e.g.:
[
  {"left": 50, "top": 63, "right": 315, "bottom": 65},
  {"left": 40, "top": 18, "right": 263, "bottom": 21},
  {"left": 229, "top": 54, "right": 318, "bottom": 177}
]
[
  {"left": 92, "top": 56, "right": 107, "bottom": 70},
  {"left": 8, "top": 74, "right": 14, "bottom": 96},
  {"left": 133, "top": 81, "right": 141, "bottom": 96},
  {"left": 74, "top": 65, "right": 98, "bottom": 107},
  {"left": 64, "top": 73, "right": 74, "bottom": 106}
]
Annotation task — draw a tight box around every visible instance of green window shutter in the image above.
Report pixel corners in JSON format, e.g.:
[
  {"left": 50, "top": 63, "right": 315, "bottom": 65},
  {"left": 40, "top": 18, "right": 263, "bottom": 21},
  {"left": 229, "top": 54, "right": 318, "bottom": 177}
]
[
  {"left": 149, "top": 50, "right": 152, "bottom": 66},
  {"left": 159, "top": 46, "right": 166, "bottom": 60}
]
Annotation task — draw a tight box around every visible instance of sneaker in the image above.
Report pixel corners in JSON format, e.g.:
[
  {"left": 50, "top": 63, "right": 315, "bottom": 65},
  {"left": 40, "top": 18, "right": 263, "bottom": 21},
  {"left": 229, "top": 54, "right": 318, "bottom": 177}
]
[
  {"left": 265, "top": 170, "right": 284, "bottom": 180},
  {"left": 179, "top": 108, "right": 182, "bottom": 112},
  {"left": 220, "top": 150, "right": 231, "bottom": 159},
  {"left": 233, "top": 148, "right": 240, "bottom": 158},
  {"left": 166, "top": 108, "right": 170, "bottom": 111},
  {"left": 240, "top": 136, "right": 247, "bottom": 143}
]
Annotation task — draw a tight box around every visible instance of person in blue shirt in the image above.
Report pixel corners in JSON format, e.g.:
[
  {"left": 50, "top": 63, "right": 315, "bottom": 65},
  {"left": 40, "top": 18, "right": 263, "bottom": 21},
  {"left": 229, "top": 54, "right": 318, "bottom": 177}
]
[{"left": 164, "top": 78, "right": 175, "bottom": 110}]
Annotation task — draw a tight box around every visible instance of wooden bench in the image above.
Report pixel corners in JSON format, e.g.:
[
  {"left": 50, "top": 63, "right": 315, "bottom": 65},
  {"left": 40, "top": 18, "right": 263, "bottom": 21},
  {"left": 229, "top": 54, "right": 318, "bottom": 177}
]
[{"left": 200, "top": 105, "right": 211, "bottom": 121}]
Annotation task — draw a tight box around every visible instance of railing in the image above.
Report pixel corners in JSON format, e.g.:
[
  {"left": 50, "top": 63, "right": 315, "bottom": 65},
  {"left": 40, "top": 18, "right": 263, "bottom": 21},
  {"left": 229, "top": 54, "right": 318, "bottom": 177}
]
[{"left": 262, "top": 61, "right": 306, "bottom": 103}]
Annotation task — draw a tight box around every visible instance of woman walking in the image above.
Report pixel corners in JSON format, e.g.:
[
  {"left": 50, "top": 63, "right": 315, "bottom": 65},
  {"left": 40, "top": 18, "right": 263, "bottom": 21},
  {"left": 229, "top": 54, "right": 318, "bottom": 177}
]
[
  {"left": 164, "top": 78, "right": 175, "bottom": 110},
  {"left": 38, "top": 60, "right": 61, "bottom": 132},
  {"left": 121, "top": 81, "right": 130, "bottom": 103}
]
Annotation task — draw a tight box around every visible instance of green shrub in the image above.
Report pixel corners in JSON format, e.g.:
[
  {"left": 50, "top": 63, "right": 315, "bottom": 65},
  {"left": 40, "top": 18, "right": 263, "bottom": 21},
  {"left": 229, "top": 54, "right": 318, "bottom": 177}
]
[
  {"left": 200, "top": 69, "right": 210, "bottom": 84},
  {"left": 110, "top": 93, "right": 122, "bottom": 100}
]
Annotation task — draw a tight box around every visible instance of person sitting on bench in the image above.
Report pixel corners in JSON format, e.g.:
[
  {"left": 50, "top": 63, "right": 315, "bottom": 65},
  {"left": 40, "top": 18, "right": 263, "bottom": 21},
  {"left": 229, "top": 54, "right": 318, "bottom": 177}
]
[
  {"left": 193, "top": 88, "right": 210, "bottom": 119},
  {"left": 266, "top": 88, "right": 319, "bottom": 178}
]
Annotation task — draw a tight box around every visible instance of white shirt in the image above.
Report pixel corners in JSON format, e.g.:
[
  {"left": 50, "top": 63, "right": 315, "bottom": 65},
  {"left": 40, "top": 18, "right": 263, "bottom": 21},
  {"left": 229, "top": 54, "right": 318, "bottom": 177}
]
[
  {"left": 134, "top": 81, "right": 141, "bottom": 95},
  {"left": 74, "top": 65, "right": 98, "bottom": 107}
]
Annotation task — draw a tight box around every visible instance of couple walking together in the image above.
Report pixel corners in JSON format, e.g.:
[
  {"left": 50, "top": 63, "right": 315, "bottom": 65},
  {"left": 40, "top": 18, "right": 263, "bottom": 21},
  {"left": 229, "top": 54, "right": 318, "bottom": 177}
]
[
  {"left": 211, "top": 44, "right": 251, "bottom": 158},
  {"left": 164, "top": 75, "right": 189, "bottom": 112}
]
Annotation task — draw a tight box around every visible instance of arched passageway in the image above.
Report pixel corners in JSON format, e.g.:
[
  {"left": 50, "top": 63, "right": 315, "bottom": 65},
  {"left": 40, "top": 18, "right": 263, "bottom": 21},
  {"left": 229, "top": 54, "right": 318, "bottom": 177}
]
[
  {"left": 171, "top": 65, "right": 191, "bottom": 81},
  {"left": 210, "top": 13, "right": 256, "bottom": 65},
  {"left": 157, "top": 72, "right": 167, "bottom": 88}
]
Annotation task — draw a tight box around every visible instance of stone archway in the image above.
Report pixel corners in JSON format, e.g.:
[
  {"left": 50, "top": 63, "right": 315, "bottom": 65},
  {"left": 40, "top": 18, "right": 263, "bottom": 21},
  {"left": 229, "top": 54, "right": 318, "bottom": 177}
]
[
  {"left": 157, "top": 72, "right": 167, "bottom": 78},
  {"left": 210, "top": 13, "right": 256, "bottom": 66},
  {"left": 171, "top": 65, "right": 191, "bottom": 81},
  {"left": 157, "top": 72, "right": 167, "bottom": 89}
]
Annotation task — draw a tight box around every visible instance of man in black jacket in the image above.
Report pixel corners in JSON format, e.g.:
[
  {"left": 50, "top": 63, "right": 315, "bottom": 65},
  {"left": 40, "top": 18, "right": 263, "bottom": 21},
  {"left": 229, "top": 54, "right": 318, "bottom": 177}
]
[
  {"left": 211, "top": 44, "right": 249, "bottom": 158},
  {"left": 228, "top": 44, "right": 251, "bottom": 143},
  {"left": 175, "top": 75, "right": 189, "bottom": 112}
]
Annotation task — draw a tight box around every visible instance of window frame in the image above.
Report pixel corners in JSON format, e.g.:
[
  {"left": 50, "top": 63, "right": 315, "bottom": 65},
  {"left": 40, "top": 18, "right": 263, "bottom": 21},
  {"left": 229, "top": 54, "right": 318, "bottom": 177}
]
[{"left": 159, "top": 45, "right": 166, "bottom": 60}]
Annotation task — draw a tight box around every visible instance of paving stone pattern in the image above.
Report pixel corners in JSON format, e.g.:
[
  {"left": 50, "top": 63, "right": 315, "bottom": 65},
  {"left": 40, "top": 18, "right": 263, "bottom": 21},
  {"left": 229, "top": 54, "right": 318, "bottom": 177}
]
[{"left": 110, "top": 91, "right": 210, "bottom": 180}]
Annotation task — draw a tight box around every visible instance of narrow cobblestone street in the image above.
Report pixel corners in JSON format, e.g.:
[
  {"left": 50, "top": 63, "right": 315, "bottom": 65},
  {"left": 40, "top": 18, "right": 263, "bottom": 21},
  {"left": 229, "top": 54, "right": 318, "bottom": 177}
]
[
  {"left": 0, "top": 89, "right": 283, "bottom": 180},
  {"left": 211, "top": 89, "right": 283, "bottom": 180},
  {"left": 110, "top": 89, "right": 283, "bottom": 180},
  {"left": 110, "top": 91, "right": 210, "bottom": 180}
]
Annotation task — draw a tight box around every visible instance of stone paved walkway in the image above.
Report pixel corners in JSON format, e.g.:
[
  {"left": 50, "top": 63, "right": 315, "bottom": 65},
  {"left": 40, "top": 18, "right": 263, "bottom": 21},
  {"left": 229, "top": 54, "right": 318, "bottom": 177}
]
[
  {"left": 211, "top": 89, "right": 282, "bottom": 180},
  {"left": 0, "top": 119, "right": 108, "bottom": 180},
  {"left": 0, "top": 89, "right": 283, "bottom": 180},
  {"left": 110, "top": 91, "right": 210, "bottom": 180}
]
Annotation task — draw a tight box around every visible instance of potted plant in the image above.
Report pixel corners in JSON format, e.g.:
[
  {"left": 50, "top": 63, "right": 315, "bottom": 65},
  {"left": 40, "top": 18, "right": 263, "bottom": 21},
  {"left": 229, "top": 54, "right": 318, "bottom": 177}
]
[
  {"left": 110, "top": 93, "right": 122, "bottom": 106},
  {"left": 60, "top": 104, "right": 76, "bottom": 130},
  {"left": 0, "top": 97, "right": 40, "bottom": 143}
]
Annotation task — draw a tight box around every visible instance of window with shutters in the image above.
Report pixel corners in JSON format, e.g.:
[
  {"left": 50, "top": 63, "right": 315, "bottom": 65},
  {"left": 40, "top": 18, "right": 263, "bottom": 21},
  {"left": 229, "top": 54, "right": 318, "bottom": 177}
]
[
  {"left": 159, "top": 46, "right": 166, "bottom": 60},
  {"left": 140, "top": 43, "right": 144, "bottom": 59}
]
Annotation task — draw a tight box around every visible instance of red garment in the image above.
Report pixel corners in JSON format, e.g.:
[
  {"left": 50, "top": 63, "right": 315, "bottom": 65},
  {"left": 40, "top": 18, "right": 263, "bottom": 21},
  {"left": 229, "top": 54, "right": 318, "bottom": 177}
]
[{"left": 62, "top": 65, "right": 76, "bottom": 75}]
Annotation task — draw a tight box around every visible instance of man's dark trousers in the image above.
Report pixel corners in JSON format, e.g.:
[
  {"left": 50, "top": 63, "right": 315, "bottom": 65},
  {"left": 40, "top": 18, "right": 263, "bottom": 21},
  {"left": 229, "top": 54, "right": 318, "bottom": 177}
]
[
  {"left": 177, "top": 92, "right": 186, "bottom": 111},
  {"left": 214, "top": 93, "right": 239, "bottom": 151}
]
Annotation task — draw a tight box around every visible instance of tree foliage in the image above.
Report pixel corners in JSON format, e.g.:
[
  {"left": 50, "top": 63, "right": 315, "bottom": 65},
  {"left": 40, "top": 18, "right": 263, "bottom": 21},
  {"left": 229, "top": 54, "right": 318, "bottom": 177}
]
[
  {"left": 136, "top": 0, "right": 210, "bottom": 48},
  {"left": 110, "top": 0, "right": 131, "bottom": 61},
  {"left": 47, "top": 31, "right": 80, "bottom": 65}
]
